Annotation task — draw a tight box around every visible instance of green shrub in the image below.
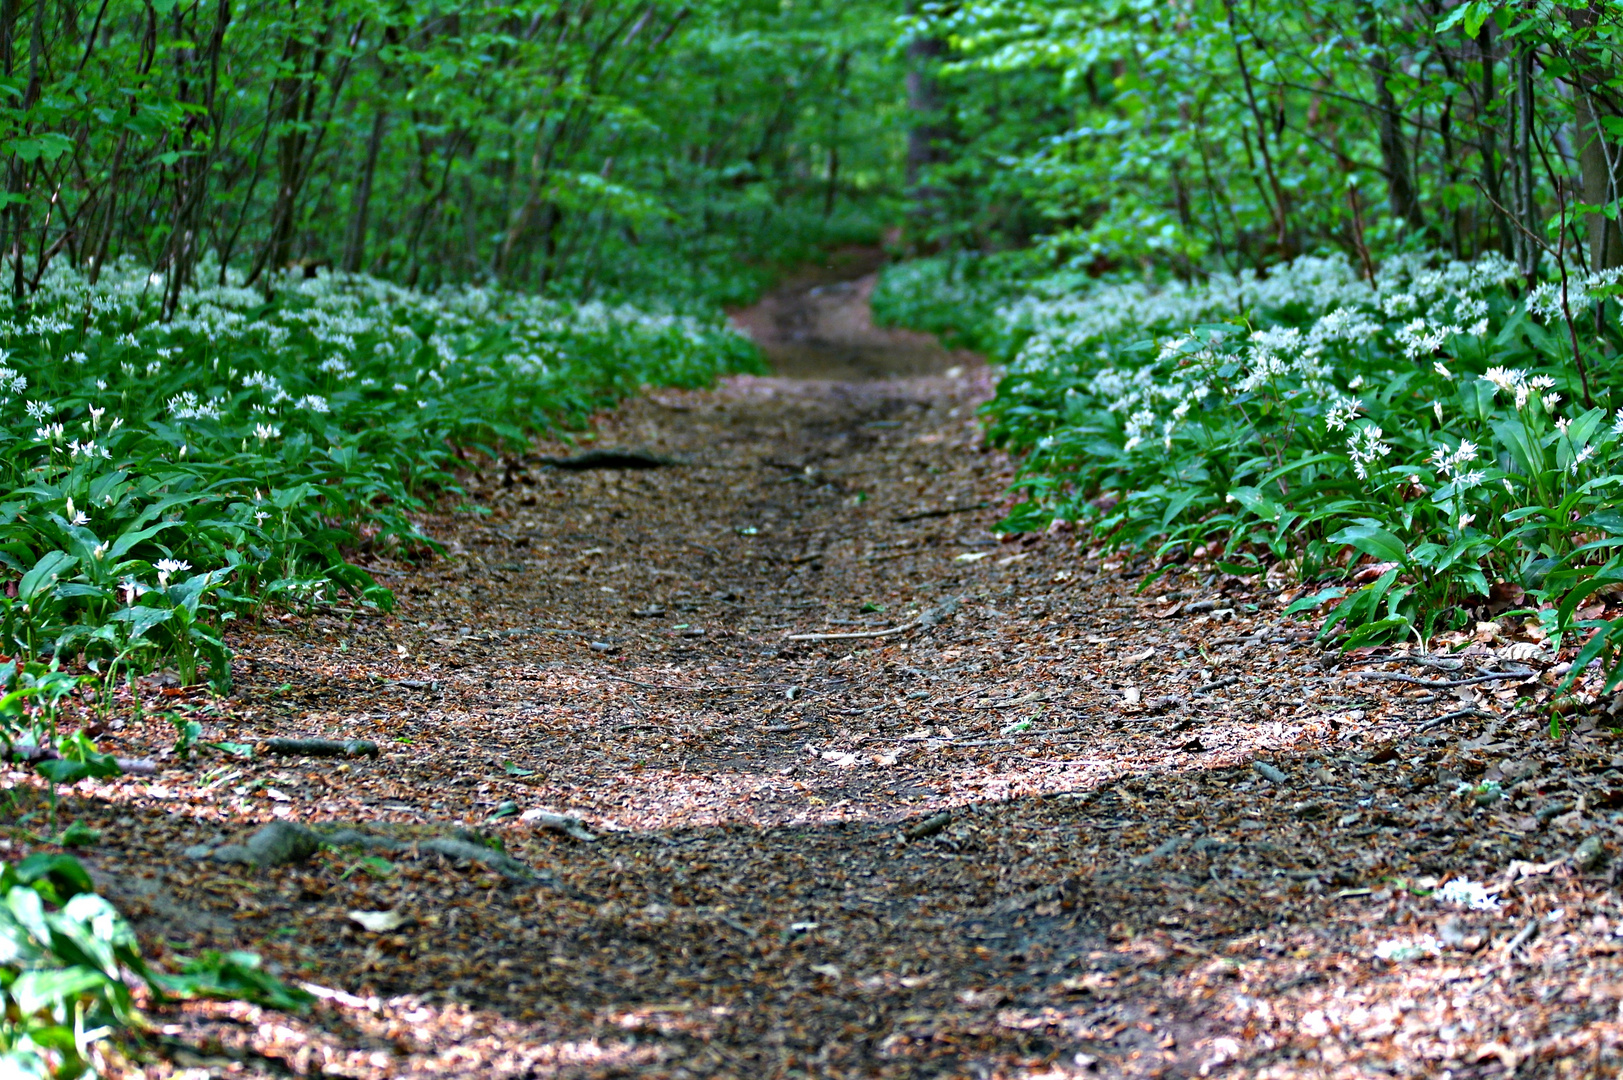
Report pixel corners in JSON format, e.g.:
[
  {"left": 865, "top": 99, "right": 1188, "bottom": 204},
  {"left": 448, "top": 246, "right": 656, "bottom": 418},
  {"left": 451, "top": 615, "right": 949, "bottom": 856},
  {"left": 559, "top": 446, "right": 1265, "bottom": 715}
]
[
  {"left": 1, "top": 849, "right": 310, "bottom": 1078},
  {"left": 0, "top": 260, "right": 761, "bottom": 688},
  {"left": 897, "top": 249, "right": 1623, "bottom": 676}
]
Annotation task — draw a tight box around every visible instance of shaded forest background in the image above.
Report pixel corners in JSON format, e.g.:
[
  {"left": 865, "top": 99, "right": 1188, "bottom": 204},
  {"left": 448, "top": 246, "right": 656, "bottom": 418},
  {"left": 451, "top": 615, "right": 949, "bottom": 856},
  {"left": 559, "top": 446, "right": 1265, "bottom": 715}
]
[{"left": 9, "top": 0, "right": 1623, "bottom": 311}]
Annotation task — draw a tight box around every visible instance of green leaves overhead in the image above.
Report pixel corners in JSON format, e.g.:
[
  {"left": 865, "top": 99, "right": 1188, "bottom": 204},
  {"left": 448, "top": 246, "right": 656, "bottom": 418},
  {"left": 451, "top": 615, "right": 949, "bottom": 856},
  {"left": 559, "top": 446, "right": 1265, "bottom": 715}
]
[{"left": 0, "top": 0, "right": 906, "bottom": 307}]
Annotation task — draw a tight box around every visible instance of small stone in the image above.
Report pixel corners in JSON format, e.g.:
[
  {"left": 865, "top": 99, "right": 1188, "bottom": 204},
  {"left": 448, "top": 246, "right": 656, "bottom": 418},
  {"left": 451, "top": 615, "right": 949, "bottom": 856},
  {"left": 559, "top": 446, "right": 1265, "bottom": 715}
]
[
  {"left": 1132, "top": 836, "right": 1186, "bottom": 865},
  {"left": 1292, "top": 800, "right": 1326, "bottom": 820},
  {"left": 1573, "top": 835, "right": 1608, "bottom": 872},
  {"left": 210, "top": 844, "right": 256, "bottom": 865},
  {"left": 246, "top": 821, "right": 321, "bottom": 867},
  {"left": 322, "top": 828, "right": 404, "bottom": 851},
  {"left": 1253, "top": 761, "right": 1289, "bottom": 784},
  {"left": 182, "top": 843, "right": 216, "bottom": 860},
  {"left": 1337, "top": 812, "right": 1361, "bottom": 827},
  {"left": 519, "top": 808, "right": 598, "bottom": 841}
]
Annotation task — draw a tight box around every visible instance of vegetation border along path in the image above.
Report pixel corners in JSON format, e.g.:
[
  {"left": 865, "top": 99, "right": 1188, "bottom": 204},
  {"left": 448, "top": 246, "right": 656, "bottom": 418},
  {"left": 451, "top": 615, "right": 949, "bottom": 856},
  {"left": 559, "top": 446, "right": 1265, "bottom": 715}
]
[{"left": 11, "top": 358, "right": 1619, "bottom": 1077}]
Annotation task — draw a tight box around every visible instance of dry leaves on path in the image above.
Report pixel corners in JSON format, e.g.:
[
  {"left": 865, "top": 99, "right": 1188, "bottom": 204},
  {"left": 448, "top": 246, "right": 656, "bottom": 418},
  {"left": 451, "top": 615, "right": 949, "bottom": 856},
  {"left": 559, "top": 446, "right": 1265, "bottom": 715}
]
[{"left": 6, "top": 357, "right": 1623, "bottom": 1078}]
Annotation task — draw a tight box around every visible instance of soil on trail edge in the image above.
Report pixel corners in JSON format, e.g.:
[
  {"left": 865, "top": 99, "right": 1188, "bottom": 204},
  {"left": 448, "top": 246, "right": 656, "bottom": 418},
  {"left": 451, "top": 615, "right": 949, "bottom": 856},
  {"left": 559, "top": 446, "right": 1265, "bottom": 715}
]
[{"left": 29, "top": 353, "right": 1623, "bottom": 1076}]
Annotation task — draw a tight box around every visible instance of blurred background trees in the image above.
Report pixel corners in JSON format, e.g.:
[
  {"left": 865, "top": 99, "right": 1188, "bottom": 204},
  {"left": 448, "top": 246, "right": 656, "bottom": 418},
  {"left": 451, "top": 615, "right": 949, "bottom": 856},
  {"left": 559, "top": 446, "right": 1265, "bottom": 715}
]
[
  {"left": 0, "top": 0, "right": 907, "bottom": 308},
  {"left": 4, "top": 0, "right": 1623, "bottom": 309},
  {"left": 900, "top": 0, "right": 1623, "bottom": 286}
]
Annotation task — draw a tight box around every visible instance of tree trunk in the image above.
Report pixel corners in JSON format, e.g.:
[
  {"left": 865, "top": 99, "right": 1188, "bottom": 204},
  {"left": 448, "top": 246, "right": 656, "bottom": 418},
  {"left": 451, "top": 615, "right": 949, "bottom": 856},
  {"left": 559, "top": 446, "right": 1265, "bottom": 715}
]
[
  {"left": 1563, "top": 4, "right": 1623, "bottom": 273},
  {"left": 1355, "top": 0, "right": 1426, "bottom": 234},
  {"left": 342, "top": 108, "right": 387, "bottom": 273},
  {"left": 904, "top": 3, "right": 948, "bottom": 237},
  {"left": 1476, "top": 26, "right": 1513, "bottom": 258},
  {"left": 1513, "top": 45, "right": 1540, "bottom": 282},
  {"left": 1573, "top": 90, "right": 1623, "bottom": 272}
]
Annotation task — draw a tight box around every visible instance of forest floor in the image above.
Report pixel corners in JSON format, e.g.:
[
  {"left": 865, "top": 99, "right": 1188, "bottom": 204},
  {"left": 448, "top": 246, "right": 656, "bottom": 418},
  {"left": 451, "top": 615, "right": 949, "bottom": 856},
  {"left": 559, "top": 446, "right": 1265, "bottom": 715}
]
[{"left": 18, "top": 268, "right": 1623, "bottom": 1078}]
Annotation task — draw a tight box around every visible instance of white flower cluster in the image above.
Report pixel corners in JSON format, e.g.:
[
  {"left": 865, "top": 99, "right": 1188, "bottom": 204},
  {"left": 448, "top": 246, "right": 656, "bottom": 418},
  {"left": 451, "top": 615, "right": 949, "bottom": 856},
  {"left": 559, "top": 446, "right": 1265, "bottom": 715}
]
[
  {"left": 1373, "top": 935, "right": 1441, "bottom": 962},
  {"left": 1006, "top": 251, "right": 1521, "bottom": 464},
  {"left": 1346, "top": 423, "right": 1393, "bottom": 481},
  {"left": 1526, "top": 267, "right": 1623, "bottom": 320},
  {"left": 1434, "top": 878, "right": 1500, "bottom": 911}
]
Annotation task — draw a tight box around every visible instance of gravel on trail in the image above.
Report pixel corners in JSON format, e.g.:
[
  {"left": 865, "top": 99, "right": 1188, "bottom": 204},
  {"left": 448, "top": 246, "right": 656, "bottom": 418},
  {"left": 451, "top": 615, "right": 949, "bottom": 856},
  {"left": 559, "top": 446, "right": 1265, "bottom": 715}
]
[{"left": 11, "top": 288, "right": 1623, "bottom": 1078}]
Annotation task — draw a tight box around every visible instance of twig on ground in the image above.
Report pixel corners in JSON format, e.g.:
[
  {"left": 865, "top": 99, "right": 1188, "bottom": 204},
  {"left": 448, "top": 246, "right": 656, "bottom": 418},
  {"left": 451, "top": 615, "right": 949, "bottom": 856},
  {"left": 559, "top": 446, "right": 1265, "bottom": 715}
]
[
  {"left": 787, "top": 620, "right": 920, "bottom": 642},
  {"left": 1376, "top": 654, "right": 1467, "bottom": 672},
  {"left": 594, "top": 670, "right": 778, "bottom": 693},
  {"left": 892, "top": 503, "right": 989, "bottom": 524},
  {"left": 1019, "top": 757, "right": 1115, "bottom": 766},
  {"left": 1418, "top": 708, "right": 1498, "bottom": 732},
  {"left": 880, "top": 725, "right": 1089, "bottom": 747},
  {"left": 1502, "top": 917, "right": 1540, "bottom": 977}
]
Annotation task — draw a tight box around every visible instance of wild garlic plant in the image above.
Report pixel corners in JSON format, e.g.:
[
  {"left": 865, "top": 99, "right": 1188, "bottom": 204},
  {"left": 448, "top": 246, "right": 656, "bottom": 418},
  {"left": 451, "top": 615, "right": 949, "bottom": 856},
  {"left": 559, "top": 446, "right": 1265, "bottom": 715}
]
[
  {"left": 0, "top": 259, "right": 760, "bottom": 690},
  {"left": 885, "top": 250, "right": 1623, "bottom": 668}
]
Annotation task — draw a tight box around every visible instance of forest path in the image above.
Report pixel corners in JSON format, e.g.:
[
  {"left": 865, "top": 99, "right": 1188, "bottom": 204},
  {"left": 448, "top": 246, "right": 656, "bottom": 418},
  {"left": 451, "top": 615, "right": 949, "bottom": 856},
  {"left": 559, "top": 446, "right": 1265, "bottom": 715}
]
[
  {"left": 726, "top": 246, "right": 973, "bottom": 381},
  {"left": 76, "top": 289, "right": 1623, "bottom": 1077}
]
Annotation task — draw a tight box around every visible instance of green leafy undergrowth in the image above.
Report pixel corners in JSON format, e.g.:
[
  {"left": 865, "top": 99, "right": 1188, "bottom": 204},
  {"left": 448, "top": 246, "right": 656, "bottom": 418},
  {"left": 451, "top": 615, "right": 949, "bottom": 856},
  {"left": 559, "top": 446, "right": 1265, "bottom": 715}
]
[
  {"left": 1, "top": 850, "right": 309, "bottom": 1078},
  {"left": 871, "top": 251, "right": 1051, "bottom": 354},
  {"left": 0, "top": 259, "right": 761, "bottom": 690},
  {"left": 888, "top": 249, "right": 1623, "bottom": 676}
]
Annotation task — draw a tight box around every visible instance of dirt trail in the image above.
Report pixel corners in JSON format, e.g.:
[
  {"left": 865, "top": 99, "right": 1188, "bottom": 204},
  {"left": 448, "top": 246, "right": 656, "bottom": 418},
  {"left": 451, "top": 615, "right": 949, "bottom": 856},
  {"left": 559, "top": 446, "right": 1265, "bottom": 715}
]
[
  {"left": 43, "top": 276, "right": 1623, "bottom": 1077},
  {"left": 728, "top": 248, "right": 973, "bottom": 381}
]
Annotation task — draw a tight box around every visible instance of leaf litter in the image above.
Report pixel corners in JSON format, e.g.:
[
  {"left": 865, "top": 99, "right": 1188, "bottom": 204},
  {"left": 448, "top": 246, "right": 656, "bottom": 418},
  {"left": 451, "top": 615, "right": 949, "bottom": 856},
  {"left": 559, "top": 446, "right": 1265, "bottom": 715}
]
[{"left": 7, "top": 351, "right": 1623, "bottom": 1077}]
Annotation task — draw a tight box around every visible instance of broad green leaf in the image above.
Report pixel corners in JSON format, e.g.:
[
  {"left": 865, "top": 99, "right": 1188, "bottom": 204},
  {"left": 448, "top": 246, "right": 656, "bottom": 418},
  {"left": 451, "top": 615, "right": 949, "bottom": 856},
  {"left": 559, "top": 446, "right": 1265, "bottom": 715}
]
[{"left": 1327, "top": 525, "right": 1407, "bottom": 565}]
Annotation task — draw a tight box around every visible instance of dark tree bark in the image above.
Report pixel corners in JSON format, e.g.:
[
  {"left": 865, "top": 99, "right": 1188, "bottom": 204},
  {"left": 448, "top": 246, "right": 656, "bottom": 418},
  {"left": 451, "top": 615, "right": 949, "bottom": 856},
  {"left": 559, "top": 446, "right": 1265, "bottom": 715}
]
[
  {"left": 1355, "top": 0, "right": 1427, "bottom": 234},
  {"left": 342, "top": 108, "right": 387, "bottom": 273},
  {"left": 905, "top": 36, "right": 945, "bottom": 188}
]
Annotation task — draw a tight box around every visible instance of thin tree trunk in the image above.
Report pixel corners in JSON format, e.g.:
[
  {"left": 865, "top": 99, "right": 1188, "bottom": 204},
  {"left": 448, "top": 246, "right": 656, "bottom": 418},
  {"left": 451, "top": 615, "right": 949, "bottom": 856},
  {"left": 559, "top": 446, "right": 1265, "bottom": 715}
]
[
  {"left": 1355, "top": 0, "right": 1426, "bottom": 234},
  {"left": 904, "top": 3, "right": 947, "bottom": 237},
  {"left": 1222, "top": 0, "right": 1290, "bottom": 253},
  {"left": 1513, "top": 45, "right": 1540, "bottom": 281},
  {"left": 342, "top": 108, "right": 387, "bottom": 273},
  {"left": 1573, "top": 89, "right": 1623, "bottom": 272},
  {"left": 1476, "top": 27, "right": 1513, "bottom": 257}
]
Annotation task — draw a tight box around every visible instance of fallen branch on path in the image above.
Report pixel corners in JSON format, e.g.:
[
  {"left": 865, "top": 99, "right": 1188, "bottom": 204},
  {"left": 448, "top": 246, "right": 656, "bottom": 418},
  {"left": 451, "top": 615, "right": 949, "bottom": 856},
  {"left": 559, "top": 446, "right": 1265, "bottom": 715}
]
[
  {"left": 901, "top": 811, "right": 952, "bottom": 841},
  {"left": 5, "top": 742, "right": 156, "bottom": 775},
  {"left": 787, "top": 621, "right": 920, "bottom": 642},
  {"left": 1348, "top": 670, "right": 1534, "bottom": 689},
  {"left": 258, "top": 737, "right": 380, "bottom": 759},
  {"left": 892, "top": 503, "right": 989, "bottom": 524}
]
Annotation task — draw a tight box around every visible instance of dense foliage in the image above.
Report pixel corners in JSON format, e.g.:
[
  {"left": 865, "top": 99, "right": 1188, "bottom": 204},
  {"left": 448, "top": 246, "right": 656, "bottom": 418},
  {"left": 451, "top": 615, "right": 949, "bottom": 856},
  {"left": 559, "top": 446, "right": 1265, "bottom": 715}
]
[
  {"left": 0, "top": 846, "right": 308, "bottom": 1078},
  {"left": 880, "top": 245, "right": 1623, "bottom": 682},
  {"left": 902, "top": 0, "right": 1623, "bottom": 276},
  {"left": 874, "top": 0, "right": 1623, "bottom": 685},
  {"left": 0, "top": 259, "right": 755, "bottom": 1074},
  {"left": 0, "top": 263, "right": 757, "bottom": 689},
  {"left": 0, "top": 0, "right": 906, "bottom": 308}
]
